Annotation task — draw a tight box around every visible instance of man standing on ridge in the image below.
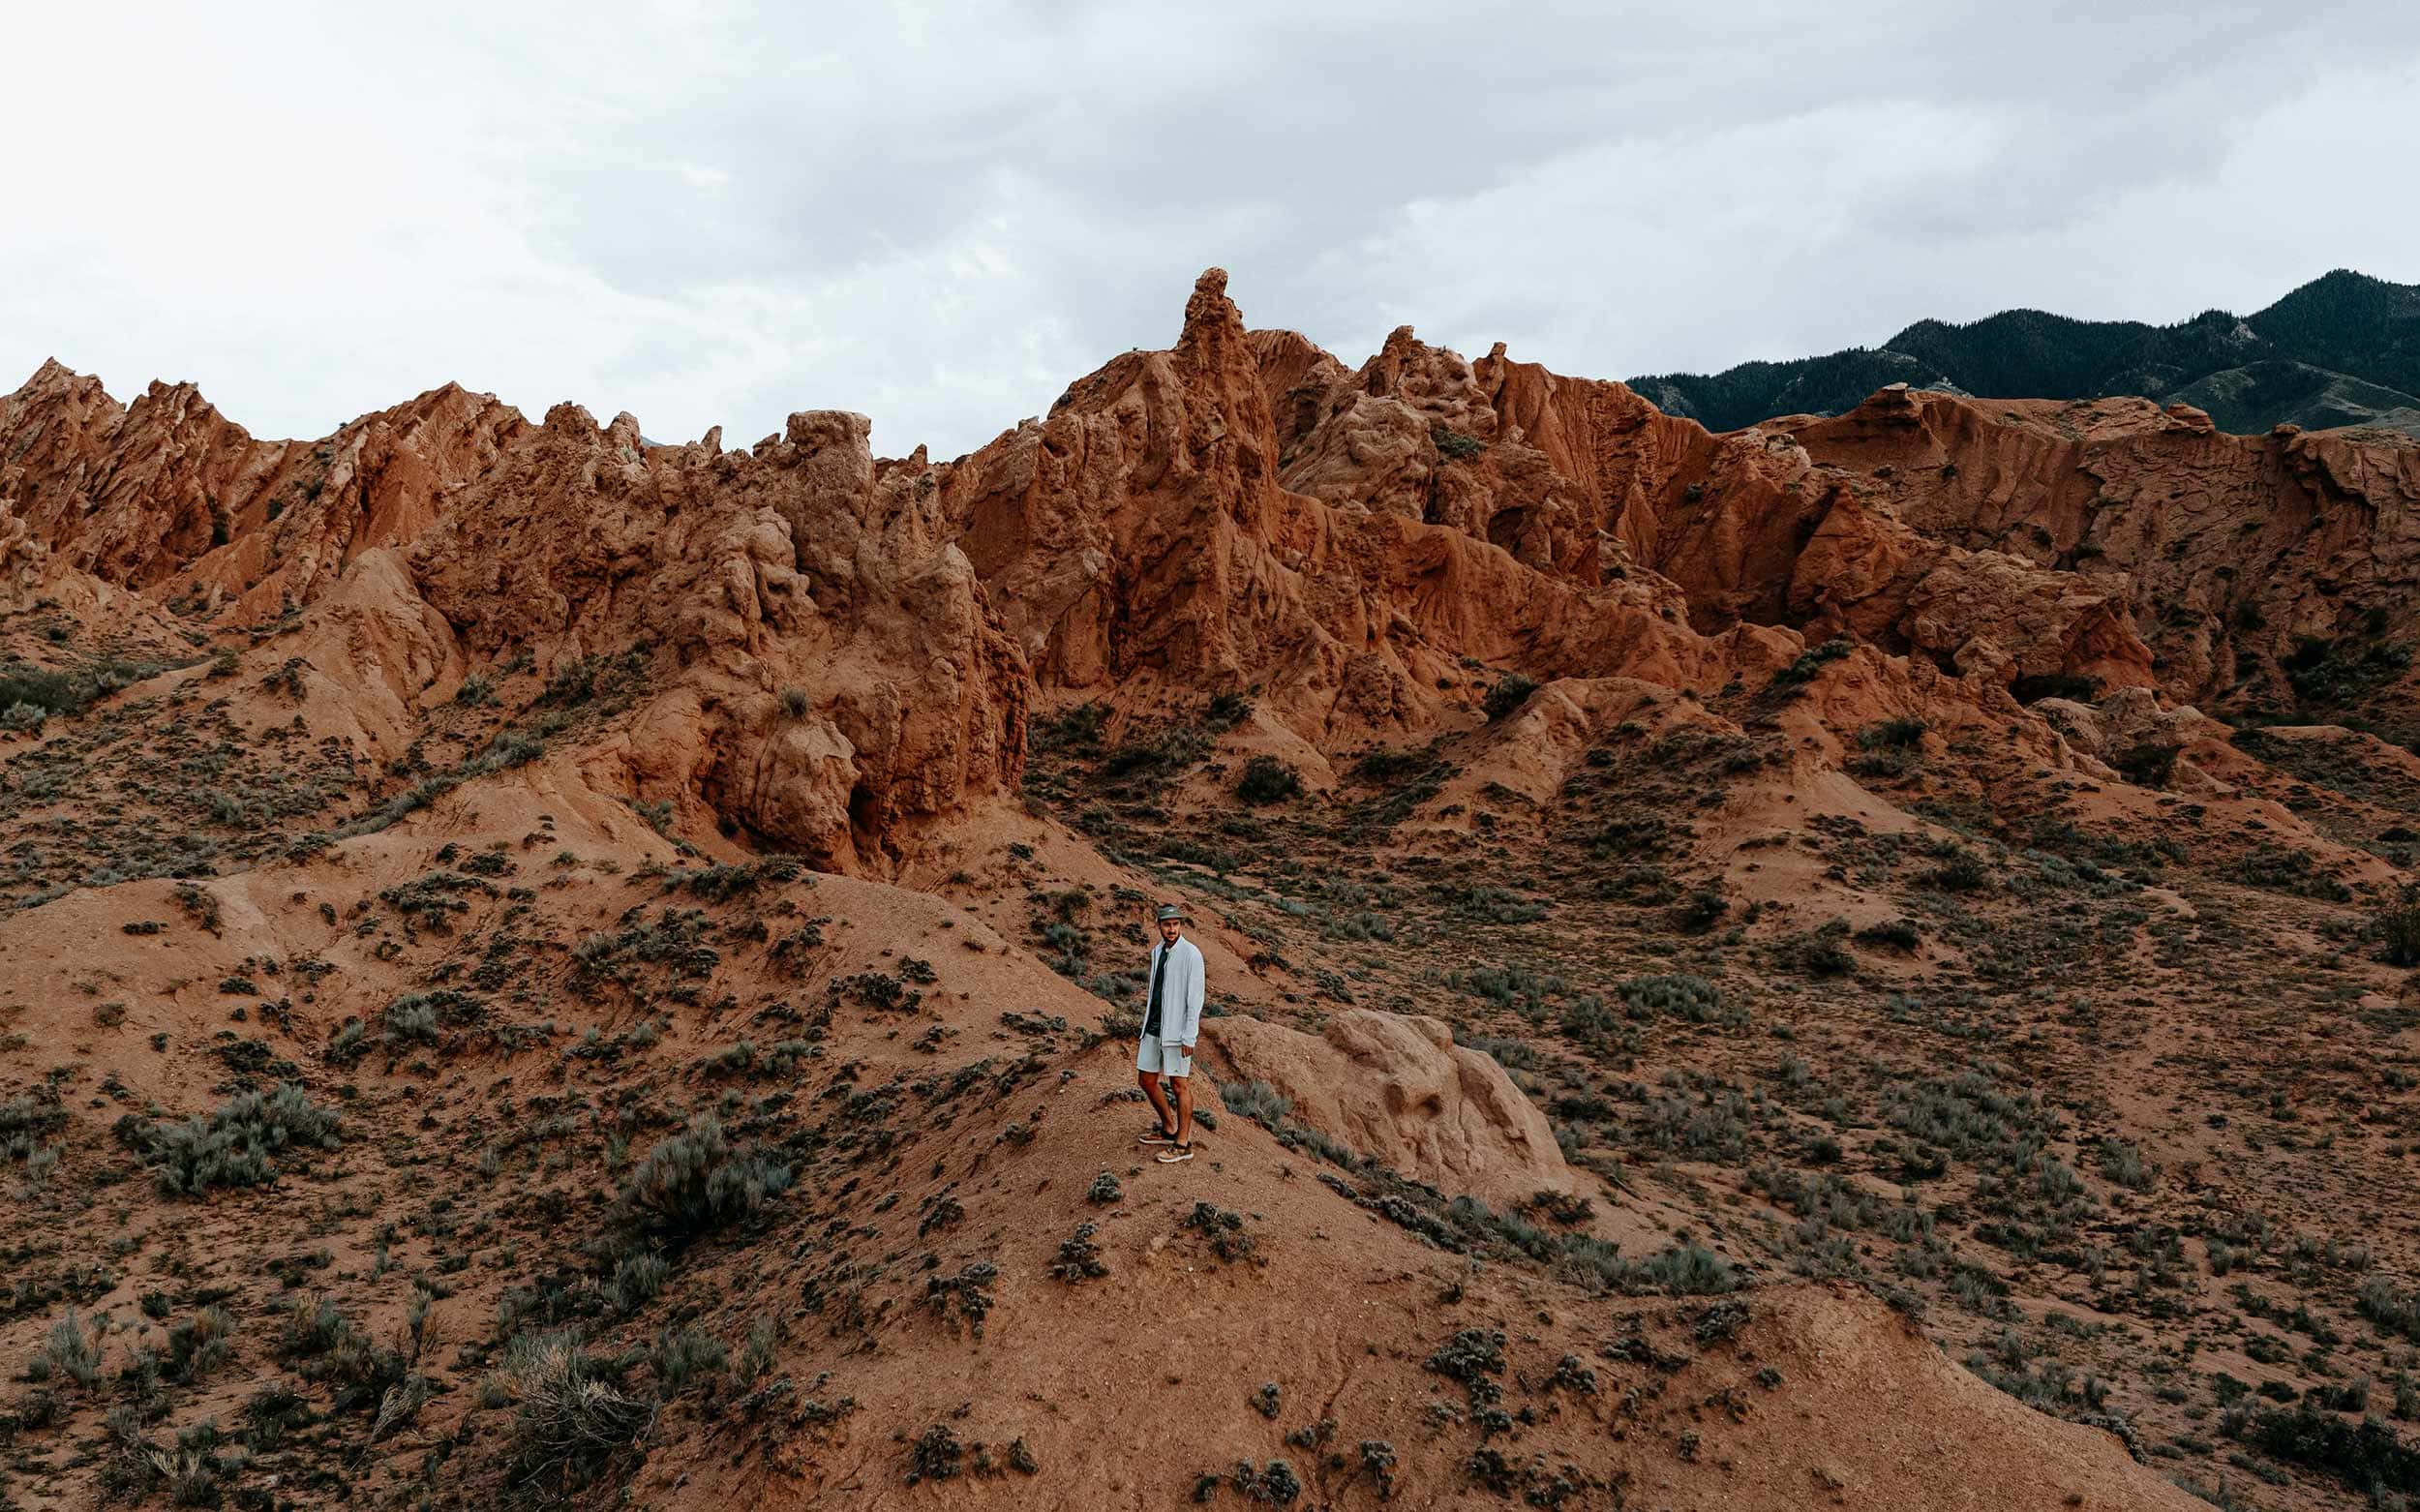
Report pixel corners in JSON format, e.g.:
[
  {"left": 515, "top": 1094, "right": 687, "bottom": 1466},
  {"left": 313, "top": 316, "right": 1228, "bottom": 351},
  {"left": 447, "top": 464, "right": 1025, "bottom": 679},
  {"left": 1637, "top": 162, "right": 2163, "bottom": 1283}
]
[{"left": 1136, "top": 902, "right": 1205, "bottom": 1164}]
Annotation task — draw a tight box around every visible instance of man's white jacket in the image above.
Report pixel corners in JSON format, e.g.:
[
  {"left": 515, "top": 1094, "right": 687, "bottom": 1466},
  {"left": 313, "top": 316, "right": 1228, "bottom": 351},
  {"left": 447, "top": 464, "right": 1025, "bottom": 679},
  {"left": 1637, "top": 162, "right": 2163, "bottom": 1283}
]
[{"left": 1146, "top": 935, "right": 1206, "bottom": 1046}]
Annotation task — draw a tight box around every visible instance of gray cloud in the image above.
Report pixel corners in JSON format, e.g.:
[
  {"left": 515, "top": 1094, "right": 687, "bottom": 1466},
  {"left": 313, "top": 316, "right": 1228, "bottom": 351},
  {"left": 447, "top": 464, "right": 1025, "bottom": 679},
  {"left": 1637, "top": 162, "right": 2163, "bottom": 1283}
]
[{"left": 7, "top": 0, "right": 2416, "bottom": 457}]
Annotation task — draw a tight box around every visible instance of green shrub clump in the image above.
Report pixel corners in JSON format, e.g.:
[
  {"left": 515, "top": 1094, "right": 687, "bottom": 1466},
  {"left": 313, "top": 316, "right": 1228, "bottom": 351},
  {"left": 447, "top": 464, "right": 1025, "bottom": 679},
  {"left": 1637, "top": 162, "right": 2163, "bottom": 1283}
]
[
  {"left": 1483, "top": 674, "right": 1538, "bottom": 722},
  {"left": 0, "top": 657, "right": 175, "bottom": 717},
  {"left": 1615, "top": 974, "right": 1739, "bottom": 1026},
  {"left": 619, "top": 1113, "right": 792, "bottom": 1248},
  {"left": 2378, "top": 888, "right": 2420, "bottom": 967},
  {"left": 138, "top": 1084, "right": 343, "bottom": 1196},
  {"left": 1770, "top": 637, "right": 1853, "bottom": 690},
  {"left": 1235, "top": 756, "right": 1302, "bottom": 805},
  {"left": 1432, "top": 424, "right": 1487, "bottom": 461}
]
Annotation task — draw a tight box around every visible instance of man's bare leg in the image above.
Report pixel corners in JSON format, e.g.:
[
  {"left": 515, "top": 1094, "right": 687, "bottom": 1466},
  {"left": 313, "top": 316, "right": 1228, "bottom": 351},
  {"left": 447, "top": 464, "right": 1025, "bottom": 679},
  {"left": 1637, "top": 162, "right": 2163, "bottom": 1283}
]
[
  {"left": 1172, "top": 1074, "right": 1194, "bottom": 1145},
  {"left": 1138, "top": 1071, "right": 1176, "bottom": 1134}
]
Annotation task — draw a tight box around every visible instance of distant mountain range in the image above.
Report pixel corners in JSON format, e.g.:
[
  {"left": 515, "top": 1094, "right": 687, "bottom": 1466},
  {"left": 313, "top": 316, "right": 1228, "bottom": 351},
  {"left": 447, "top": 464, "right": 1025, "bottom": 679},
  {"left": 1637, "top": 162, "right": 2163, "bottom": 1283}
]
[{"left": 1629, "top": 269, "right": 2420, "bottom": 438}]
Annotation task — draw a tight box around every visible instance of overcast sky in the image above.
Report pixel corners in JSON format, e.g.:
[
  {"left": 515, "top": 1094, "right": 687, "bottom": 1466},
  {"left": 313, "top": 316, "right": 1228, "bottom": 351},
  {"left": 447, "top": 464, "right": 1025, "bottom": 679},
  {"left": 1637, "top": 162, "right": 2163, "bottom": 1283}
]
[{"left": 9, "top": 1, "right": 2417, "bottom": 456}]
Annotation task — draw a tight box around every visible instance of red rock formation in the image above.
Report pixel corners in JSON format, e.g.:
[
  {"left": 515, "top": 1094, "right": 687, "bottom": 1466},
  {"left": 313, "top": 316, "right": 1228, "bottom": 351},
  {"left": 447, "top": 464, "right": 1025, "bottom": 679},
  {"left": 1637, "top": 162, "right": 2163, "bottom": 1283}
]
[
  {"left": 6, "top": 267, "right": 2417, "bottom": 855},
  {"left": 1783, "top": 384, "right": 2420, "bottom": 705},
  {"left": 0, "top": 358, "right": 525, "bottom": 618},
  {"left": 0, "top": 365, "right": 1027, "bottom": 874},
  {"left": 1788, "top": 491, "right": 2155, "bottom": 686},
  {"left": 408, "top": 403, "right": 1027, "bottom": 872},
  {"left": 941, "top": 271, "right": 1729, "bottom": 743},
  {"left": 1240, "top": 320, "right": 2414, "bottom": 711}
]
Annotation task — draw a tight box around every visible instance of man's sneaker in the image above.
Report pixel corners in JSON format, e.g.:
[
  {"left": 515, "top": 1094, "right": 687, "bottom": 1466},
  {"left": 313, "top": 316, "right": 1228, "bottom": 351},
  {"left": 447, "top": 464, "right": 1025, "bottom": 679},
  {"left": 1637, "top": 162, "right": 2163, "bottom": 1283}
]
[
  {"left": 1138, "top": 1125, "right": 1180, "bottom": 1146},
  {"left": 1155, "top": 1143, "right": 1195, "bottom": 1164}
]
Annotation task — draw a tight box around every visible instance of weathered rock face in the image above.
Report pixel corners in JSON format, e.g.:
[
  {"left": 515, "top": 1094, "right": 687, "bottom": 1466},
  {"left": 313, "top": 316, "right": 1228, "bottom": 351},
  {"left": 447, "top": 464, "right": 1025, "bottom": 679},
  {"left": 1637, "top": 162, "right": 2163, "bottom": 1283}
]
[
  {"left": 0, "top": 359, "right": 526, "bottom": 618},
  {"left": 408, "top": 404, "right": 1028, "bottom": 872},
  {"left": 975, "top": 301, "right": 2176, "bottom": 718},
  {"left": 1279, "top": 326, "right": 1601, "bottom": 577},
  {"left": 8, "top": 266, "right": 2419, "bottom": 860},
  {"left": 1202, "top": 1009, "right": 1575, "bottom": 1206},
  {"left": 0, "top": 356, "right": 1029, "bottom": 874},
  {"left": 0, "top": 360, "right": 267, "bottom": 587},
  {"left": 0, "top": 499, "right": 45, "bottom": 598},
  {"left": 939, "top": 271, "right": 1734, "bottom": 744},
  {"left": 939, "top": 269, "right": 1288, "bottom": 694},
  {"left": 1222, "top": 325, "right": 2418, "bottom": 713},
  {"left": 1781, "top": 384, "right": 2420, "bottom": 708},
  {"left": 1787, "top": 493, "right": 2156, "bottom": 687},
  {"left": 1379, "top": 344, "right": 2170, "bottom": 694},
  {"left": 2033, "top": 686, "right": 2240, "bottom": 794}
]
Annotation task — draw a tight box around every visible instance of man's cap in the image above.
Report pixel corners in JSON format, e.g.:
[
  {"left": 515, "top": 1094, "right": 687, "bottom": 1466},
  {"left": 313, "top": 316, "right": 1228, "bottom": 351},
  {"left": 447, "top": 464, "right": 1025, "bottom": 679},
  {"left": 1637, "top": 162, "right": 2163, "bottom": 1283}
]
[{"left": 1155, "top": 904, "right": 1187, "bottom": 922}]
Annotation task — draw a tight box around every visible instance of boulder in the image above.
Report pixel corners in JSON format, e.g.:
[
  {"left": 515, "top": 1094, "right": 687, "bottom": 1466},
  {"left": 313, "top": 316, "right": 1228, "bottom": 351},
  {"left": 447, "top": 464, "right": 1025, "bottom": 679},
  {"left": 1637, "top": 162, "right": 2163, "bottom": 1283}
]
[{"left": 1201, "top": 1009, "right": 1573, "bottom": 1207}]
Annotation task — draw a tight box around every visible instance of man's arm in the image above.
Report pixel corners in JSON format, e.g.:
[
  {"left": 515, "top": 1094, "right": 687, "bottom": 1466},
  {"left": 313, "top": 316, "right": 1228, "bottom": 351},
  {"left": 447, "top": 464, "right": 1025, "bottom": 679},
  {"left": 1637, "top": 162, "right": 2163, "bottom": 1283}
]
[{"left": 1181, "top": 943, "right": 1206, "bottom": 1047}]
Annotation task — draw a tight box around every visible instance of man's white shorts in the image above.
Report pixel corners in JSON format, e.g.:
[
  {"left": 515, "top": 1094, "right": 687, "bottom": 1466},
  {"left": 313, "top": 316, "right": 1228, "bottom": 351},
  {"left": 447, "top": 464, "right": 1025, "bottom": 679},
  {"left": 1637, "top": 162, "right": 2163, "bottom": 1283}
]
[{"left": 1137, "top": 1033, "right": 1193, "bottom": 1077}]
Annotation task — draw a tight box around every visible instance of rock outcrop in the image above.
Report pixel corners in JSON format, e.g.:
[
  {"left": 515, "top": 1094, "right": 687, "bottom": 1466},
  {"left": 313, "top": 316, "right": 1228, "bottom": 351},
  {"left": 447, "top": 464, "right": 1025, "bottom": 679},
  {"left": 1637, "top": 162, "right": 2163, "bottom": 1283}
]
[
  {"left": 0, "top": 359, "right": 526, "bottom": 618},
  {"left": 408, "top": 404, "right": 1028, "bottom": 872},
  {"left": 1201, "top": 1009, "right": 1575, "bottom": 1206},
  {"left": 1782, "top": 383, "right": 2420, "bottom": 708},
  {"left": 937, "top": 271, "right": 1725, "bottom": 742},
  {"left": 6, "top": 266, "right": 2419, "bottom": 852}
]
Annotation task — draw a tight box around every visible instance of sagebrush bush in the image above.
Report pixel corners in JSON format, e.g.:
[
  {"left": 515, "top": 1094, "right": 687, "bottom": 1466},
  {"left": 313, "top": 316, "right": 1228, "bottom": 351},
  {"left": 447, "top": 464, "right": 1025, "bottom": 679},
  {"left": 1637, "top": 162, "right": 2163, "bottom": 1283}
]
[
  {"left": 501, "top": 1333, "right": 652, "bottom": 1492},
  {"left": 2375, "top": 888, "right": 2420, "bottom": 967},
  {"left": 39, "top": 1309, "right": 104, "bottom": 1388},
  {"left": 1779, "top": 920, "right": 1856, "bottom": 977},
  {"left": 1635, "top": 1242, "right": 1739, "bottom": 1295},
  {"left": 0, "top": 656, "right": 172, "bottom": 716},
  {"left": 1215, "top": 1079, "right": 1355, "bottom": 1167},
  {"left": 142, "top": 1084, "right": 342, "bottom": 1196},
  {"left": 382, "top": 997, "right": 439, "bottom": 1045},
  {"left": 1102, "top": 724, "right": 1211, "bottom": 778},
  {"left": 1218, "top": 1079, "right": 1294, "bottom": 1126},
  {"left": 1483, "top": 673, "right": 1538, "bottom": 721},
  {"left": 1770, "top": 636, "right": 1853, "bottom": 690},
  {"left": 1921, "top": 848, "right": 1990, "bottom": 892},
  {"left": 1855, "top": 919, "right": 1921, "bottom": 952},
  {"left": 611, "top": 1253, "right": 671, "bottom": 1313},
  {"left": 1426, "top": 1328, "right": 1507, "bottom": 1405},
  {"left": 1034, "top": 701, "right": 1108, "bottom": 753},
  {"left": 1359, "top": 1439, "right": 1398, "bottom": 1497},
  {"left": 2, "top": 1089, "right": 65, "bottom": 1162},
  {"left": 2359, "top": 1276, "right": 2420, "bottom": 1341},
  {"left": 272, "top": 1298, "right": 406, "bottom": 1415},
  {"left": 1672, "top": 884, "right": 1729, "bottom": 933},
  {"left": 166, "top": 1306, "right": 236, "bottom": 1384},
  {"left": 2097, "top": 1138, "right": 2153, "bottom": 1192},
  {"left": 1859, "top": 716, "right": 1927, "bottom": 750},
  {"left": 650, "top": 1326, "right": 726, "bottom": 1393},
  {"left": 1849, "top": 717, "right": 1924, "bottom": 773},
  {"left": 1432, "top": 423, "right": 1486, "bottom": 461},
  {"left": 1615, "top": 974, "right": 1739, "bottom": 1026},
  {"left": 1182, "top": 1202, "right": 1257, "bottom": 1262},
  {"left": 1239, "top": 1457, "right": 1303, "bottom": 1502},
  {"left": 1235, "top": 756, "right": 1302, "bottom": 805},
  {"left": 620, "top": 1112, "right": 792, "bottom": 1247},
  {"left": 908, "top": 1422, "right": 964, "bottom": 1484},
  {"left": 1051, "top": 1223, "right": 1109, "bottom": 1283}
]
